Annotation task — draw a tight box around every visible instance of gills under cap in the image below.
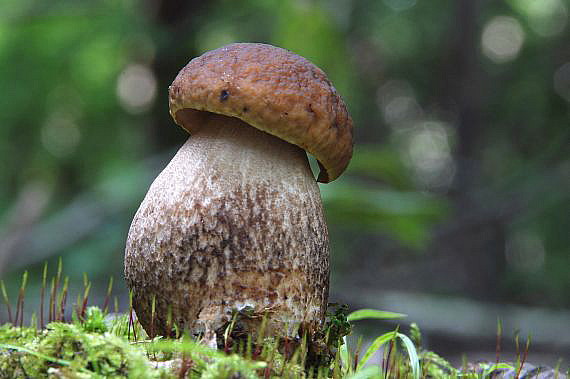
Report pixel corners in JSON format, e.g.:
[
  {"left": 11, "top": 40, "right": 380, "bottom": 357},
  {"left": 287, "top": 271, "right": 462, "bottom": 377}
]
[{"left": 168, "top": 43, "right": 353, "bottom": 183}]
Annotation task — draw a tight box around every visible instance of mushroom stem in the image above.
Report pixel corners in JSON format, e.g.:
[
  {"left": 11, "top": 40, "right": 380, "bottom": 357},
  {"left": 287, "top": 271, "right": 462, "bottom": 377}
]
[{"left": 125, "top": 113, "right": 329, "bottom": 338}]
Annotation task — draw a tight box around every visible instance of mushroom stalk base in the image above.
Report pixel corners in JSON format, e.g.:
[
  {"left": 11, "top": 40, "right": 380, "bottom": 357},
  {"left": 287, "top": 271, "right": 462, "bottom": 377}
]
[{"left": 124, "top": 114, "right": 329, "bottom": 339}]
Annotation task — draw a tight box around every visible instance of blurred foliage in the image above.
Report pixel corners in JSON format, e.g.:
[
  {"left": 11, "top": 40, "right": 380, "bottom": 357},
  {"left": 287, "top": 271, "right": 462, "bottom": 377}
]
[{"left": 0, "top": 0, "right": 568, "bottom": 318}]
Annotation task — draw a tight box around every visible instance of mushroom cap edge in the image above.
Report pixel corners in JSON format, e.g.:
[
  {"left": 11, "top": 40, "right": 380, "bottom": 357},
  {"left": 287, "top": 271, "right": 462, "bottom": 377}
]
[{"left": 168, "top": 42, "right": 354, "bottom": 183}]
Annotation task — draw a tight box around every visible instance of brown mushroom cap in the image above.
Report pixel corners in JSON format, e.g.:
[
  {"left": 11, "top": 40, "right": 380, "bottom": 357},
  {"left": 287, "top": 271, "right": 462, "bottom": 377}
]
[{"left": 168, "top": 43, "right": 353, "bottom": 183}]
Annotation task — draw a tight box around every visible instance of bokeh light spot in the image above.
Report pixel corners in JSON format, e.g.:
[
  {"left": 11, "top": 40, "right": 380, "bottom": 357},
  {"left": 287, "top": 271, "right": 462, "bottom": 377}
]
[
  {"left": 406, "top": 121, "right": 456, "bottom": 190},
  {"left": 374, "top": 16, "right": 418, "bottom": 60},
  {"left": 511, "top": 0, "right": 568, "bottom": 37},
  {"left": 481, "top": 16, "right": 525, "bottom": 63},
  {"left": 41, "top": 112, "right": 81, "bottom": 158},
  {"left": 377, "top": 80, "right": 422, "bottom": 127},
  {"left": 116, "top": 63, "right": 157, "bottom": 114}
]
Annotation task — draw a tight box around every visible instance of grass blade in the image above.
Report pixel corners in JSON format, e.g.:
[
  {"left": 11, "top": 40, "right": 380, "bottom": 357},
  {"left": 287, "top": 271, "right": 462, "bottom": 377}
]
[
  {"left": 357, "top": 331, "right": 397, "bottom": 370},
  {"left": 348, "top": 309, "right": 407, "bottom": 322},
  {"left": 103, "top": 276, "right": 113, "bottom": 313},
  {"left": 397, "top": 333, "right": 420, "bottom": 379},
  {"left": 483, "top": 362, "right": 515, "bottom": 377},
  {"left": 40, "top": 262, "right": 48, "bottom": 328},
  {"left": 0, "top": 280, "right": 12, "bottom": 324}
]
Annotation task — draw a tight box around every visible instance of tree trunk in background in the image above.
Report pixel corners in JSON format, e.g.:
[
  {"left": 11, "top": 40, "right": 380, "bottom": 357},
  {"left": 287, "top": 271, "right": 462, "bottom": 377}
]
[
  {"left": 434, "top": 0, "right": 507, "bottom": 301},
  {"left": 146, "top": 0, "right": 209, "bottom": 151}
]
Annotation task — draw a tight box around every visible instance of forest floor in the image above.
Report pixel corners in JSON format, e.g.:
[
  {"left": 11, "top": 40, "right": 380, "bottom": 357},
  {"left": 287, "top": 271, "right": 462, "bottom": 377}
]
[{"left": 1, "top": 303, "right": 567, "bottom": 379}]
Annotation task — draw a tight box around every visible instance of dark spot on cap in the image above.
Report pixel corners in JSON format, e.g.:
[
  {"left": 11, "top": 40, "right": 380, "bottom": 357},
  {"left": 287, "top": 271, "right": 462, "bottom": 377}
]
[
  {"left": 242, "top": 106, "right": 248, "bottom": 113},
  {"left": 220, "top": 90, "right": 229, "bottom": 102}
]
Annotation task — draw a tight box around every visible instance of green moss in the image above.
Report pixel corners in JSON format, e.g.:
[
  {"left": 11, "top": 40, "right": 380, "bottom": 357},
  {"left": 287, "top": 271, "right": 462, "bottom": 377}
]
[
  {"left": 0, "top": 307, "right": 169, "bottom": 378},
  {"left": 200, "top": 355, "right": 266, "bottom": 379},
  {"left": 0, "top": 324, "right": 38, "bottom": 344},
  {"left": 0, "top": 304, "right": 349, "bottom": 378},
  {"left": 1, "top": 305, "right": 563, "bottom": 378}
]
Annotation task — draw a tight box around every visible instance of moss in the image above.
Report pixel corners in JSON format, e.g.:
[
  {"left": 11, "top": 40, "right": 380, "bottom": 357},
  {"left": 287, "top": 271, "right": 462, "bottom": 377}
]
[
  {"left": 80, "top": 307, "right": 108, "bottom": 334},
  {"left": 1, "top": 305, "right": 564, "bottom": 378},
  {"left": 0, "top": 323, "right": 38, "bottom": 344},
  {"left": 0, "top": 308, "right": 169, "bottom": 378},
  {"left": 200, "top": 355, "right": 266, "bottom": 379},
  {"left": 0, "top": 304, "right": 342, "bottom": 378}
]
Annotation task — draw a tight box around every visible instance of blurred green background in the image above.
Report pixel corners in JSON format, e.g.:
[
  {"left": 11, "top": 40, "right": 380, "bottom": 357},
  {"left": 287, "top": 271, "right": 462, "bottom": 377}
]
[{"left": 1, "top": 0, "right": 569, "bottom": 364}]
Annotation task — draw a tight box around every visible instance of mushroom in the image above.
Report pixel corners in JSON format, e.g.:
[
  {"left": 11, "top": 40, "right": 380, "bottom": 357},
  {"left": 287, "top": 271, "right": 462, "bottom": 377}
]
[{"left": 124, "top": 43, "right": 353, "bottom": 340}]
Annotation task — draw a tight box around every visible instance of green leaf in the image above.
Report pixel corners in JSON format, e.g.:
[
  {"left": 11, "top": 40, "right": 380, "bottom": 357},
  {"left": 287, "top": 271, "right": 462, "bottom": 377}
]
[
  {"left": 397, "top": 333, "right": 421, "bottom": 379},
  {"left": 348, "top": 309, "right": 407, "bottom": 322},
  {"left": 357, "top": 331, "right": 397, "bottom": 370},
  {"left": 482, "top": 362, "right": 515, "bottom": 378}
]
